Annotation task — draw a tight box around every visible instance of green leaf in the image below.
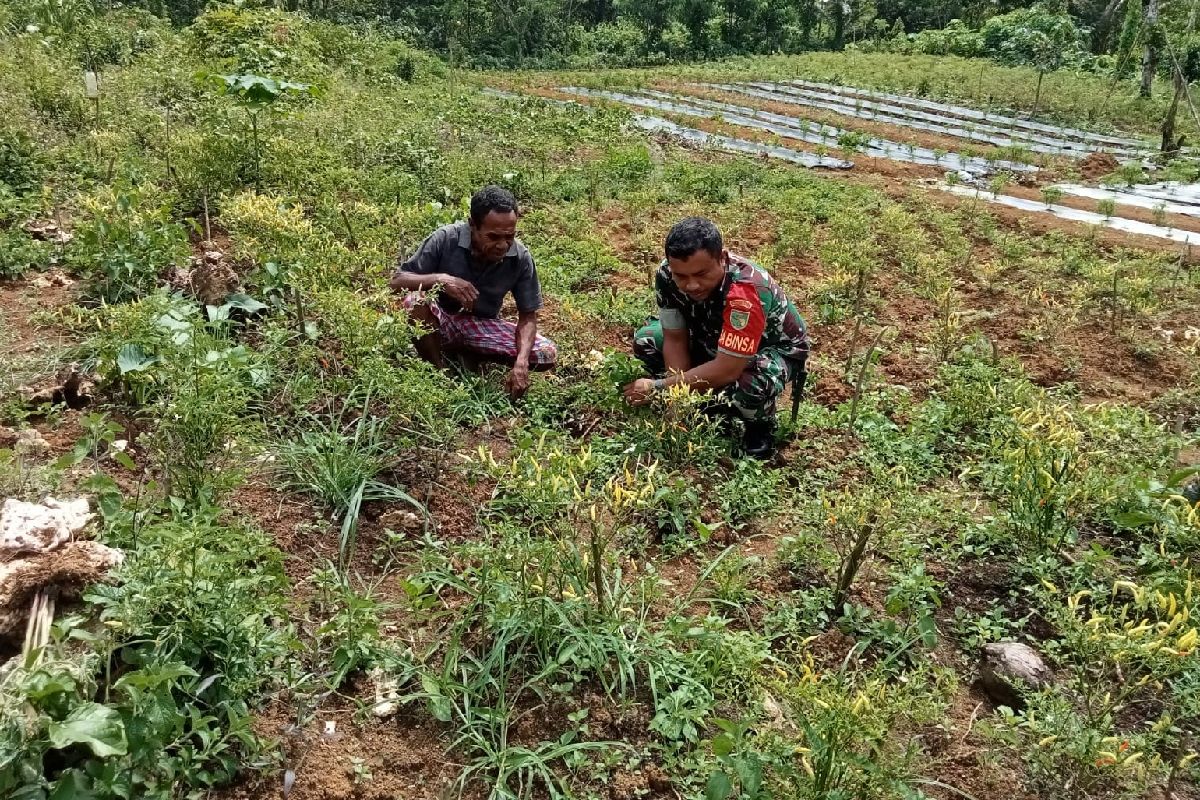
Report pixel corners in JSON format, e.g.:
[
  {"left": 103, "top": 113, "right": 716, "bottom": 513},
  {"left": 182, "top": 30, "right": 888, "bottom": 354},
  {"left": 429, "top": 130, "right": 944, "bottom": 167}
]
[
  {"left": 917, "top": 613, "right": 939, "bottom": 649},
  {"left": 705, "top": 771, "right": 733, "bottom": 800},
  {"left": 222, "top": 293, "right": 269, "bottom": 314},
  {"left": 712, "top": 732, "right": 735, "bottom": 757},
  {"left": 736, "top": 757, "right": 762, "bottom": 797},
  {"left": 48, "top": 703, "right": 128, "bottom": 757},
  {"left": 427, "top": 695, "right": 452, "bottom": 722},
  {"left": 111, "top": 450, "right": 136, "bottom": 470},
  {"left": 1113, "top": 511, "right": 1158, "bottom": 528},
  {"left": 1167, "top": 466, "right": 1200, "bottom": 487},
  {"left": 116, "top": 344, "right": 156, "bottom": 374}
]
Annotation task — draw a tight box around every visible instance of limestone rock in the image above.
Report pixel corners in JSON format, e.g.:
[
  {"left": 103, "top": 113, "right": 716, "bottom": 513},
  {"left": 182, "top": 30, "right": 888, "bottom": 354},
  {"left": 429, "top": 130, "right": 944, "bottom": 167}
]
[
  {"left": 23, "top": 219, "right": 72, "bottom": 245},
  {"left": 369, "top": 667, "right": 400, "bottom": 718},
  {"left": 13, "top": 429, "right": 49, "bottom": 456},
  {"left": 0, "top": 497, "right": 93, "bottom": 558},
  {"left": 979, "top": 641, "right": 1053, "bottom": 708}
]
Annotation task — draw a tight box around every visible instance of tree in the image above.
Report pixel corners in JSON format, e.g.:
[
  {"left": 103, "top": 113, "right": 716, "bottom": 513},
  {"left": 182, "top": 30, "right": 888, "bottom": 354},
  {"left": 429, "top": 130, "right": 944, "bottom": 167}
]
[
  {"left": 1160, "top": 37, "right": 1200, "bottom": 154},
  {"left": 986, "top": 3, "right": 1086, "bottom": 116},
  {"left": 201, "top": 73, "right": 319, "bottom": 189},
  {"left": 1141, "top": 0, "right": 1161, "bottom": 97},
  {"left": 830, "top": 0, "right": 848, "bottom": 49}
]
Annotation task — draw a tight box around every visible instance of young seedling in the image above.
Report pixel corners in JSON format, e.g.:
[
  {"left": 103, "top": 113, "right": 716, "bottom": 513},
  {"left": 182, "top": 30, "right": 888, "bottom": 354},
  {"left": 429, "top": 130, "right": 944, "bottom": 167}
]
[
  {"left": 989, "top": 172, "right": 1012, "bottom": 199},
  {"left": 199, "top": 73, "right": 320, "bottom": 190}
]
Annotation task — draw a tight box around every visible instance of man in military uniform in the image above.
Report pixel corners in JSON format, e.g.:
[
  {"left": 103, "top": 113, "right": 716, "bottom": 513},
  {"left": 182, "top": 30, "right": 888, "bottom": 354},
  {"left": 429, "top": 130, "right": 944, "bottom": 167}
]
[{"left": 623, "top": 217, "right": 809, "bottom": 459}]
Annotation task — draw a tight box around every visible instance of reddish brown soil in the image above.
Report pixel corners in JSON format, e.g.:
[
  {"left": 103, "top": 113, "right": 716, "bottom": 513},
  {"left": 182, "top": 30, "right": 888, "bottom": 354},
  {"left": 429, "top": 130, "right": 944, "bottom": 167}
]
[
  {"left": 213, "top": 703, "right": 458, "bottom": 800},
  {"left": 0, "top": 276, "right": 76, "bottom": 377},
  {"left": 1079, "top": 152, "right": 1121, "bottom": 181},
  {"left": 226, "top": 481, "right": 333, "bottom": 582}
]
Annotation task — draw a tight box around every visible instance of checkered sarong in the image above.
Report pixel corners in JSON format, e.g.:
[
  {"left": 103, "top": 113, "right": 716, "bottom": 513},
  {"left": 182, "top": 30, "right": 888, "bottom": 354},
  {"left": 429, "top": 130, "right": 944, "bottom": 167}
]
[{"left": 403, "top": 293, "right": 557, "bottom": 367}]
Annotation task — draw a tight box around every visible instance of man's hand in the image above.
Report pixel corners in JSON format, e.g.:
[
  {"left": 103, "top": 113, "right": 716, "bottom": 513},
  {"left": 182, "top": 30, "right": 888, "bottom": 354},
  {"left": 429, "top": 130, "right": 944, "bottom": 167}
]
[
  {"left": 623, "top": 378, "right": 656, "bottom": 406},
  {"left": 442, "top": 276, "right": 479, "bottom": 311},
  {"left": 507, "top": 362, "right": 531, "bottom": 399}
]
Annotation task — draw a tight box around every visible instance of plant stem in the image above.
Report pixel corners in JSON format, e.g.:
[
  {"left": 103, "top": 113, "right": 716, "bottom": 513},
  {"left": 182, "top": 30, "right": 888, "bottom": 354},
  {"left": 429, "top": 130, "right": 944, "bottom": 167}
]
[
  {"left": 833, "top": 511, "right": 878, "bottom": 612},
  {"left": 847, "top": 327, "right": 888, "bottom": 430},
  {"left": 842, "top": 313, "right": 864, "bottom": 378},
  {"left": 252, "top": 112, "right": 261, "bottom": 191},
  {"left": 590, "top": 520, "right": 606, "bottom": 617}
]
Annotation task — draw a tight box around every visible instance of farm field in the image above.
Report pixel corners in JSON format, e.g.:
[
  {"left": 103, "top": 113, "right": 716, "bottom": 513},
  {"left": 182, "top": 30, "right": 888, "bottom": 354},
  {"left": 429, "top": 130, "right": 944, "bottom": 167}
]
[{"left": 2, "top": 6, "right": 1200, "bottom": 800}]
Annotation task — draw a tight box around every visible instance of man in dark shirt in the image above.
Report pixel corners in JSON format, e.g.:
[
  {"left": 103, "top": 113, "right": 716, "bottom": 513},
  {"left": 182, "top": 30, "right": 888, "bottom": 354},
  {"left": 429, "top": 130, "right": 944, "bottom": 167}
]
[
  {"left": 390, "top": 186, "right": 557, "bottom": 399},
  {"left": 623, "top": 217, "right": 809, "bottom": 459}
]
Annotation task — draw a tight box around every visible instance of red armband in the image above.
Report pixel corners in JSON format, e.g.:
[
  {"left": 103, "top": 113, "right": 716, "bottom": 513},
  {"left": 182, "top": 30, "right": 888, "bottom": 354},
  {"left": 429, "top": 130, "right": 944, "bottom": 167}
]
[{"left": 717, "top": 284, "right": 765, "bottom": 357}]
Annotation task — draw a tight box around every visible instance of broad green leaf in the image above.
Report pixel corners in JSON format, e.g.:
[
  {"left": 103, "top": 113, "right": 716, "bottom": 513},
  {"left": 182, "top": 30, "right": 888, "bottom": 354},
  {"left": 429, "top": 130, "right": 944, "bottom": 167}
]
[
  {"left": 48, "top": 703, "right": 128, "bottom": 757},
  {"left": 736, "top": 758, "right": 762, "bottom": 797},
  {"left": 705, "top": 771, "right": 732, "bottom": 800},
  {"left": 1113, "top": 511, "right": 1158, "bottom": 528},
  {"left": 917, "top": 613, "right": 939, "bottom": 648},
  {"left": 222, "top": 293, "right": 269, "bottom": 314},
  {"left": 116, "top": 344, "right": 156, "bottom": 375},
  {"left": 427, "top": 695, "right": 452, "bottom": 722},
  {"left": 111, "top": 451, "right": 136, "bottom": 470},
  {"left": 1167, "top": 466, "right": 1200, "bottom": 487}
]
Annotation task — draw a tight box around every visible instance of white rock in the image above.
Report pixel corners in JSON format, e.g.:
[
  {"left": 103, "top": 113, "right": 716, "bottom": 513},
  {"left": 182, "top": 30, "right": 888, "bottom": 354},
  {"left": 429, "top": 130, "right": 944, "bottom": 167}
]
[
  {"left": 0, "top": 497, "right": 94, "bottom": 557},
  {"left": 979, "top": 641, "right": 1053, "bottom": 708},
  {"left": 14, "top": 429, "right": 49, "bottom": 455},
  {"left": 370, "top": 667, "right": 401, "bottom": 718}
]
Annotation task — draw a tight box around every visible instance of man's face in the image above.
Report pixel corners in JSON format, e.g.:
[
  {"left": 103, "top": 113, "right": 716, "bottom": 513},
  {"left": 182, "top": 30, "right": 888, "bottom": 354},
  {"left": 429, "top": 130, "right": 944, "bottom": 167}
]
[
  {"left": 668, "top": 248, "right": 727, "bottom": 302},
  {"left": 470, "top": 210, "right": 518, "bottom": 264}
]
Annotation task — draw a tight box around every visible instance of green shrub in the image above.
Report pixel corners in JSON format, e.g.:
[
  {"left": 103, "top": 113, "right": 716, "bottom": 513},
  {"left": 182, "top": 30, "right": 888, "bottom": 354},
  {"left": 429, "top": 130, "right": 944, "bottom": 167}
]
[
  {"left": 68, "top": 189, "right": 191, "bottom": 303},
  {"left": 0, "top": 228, "right": 52, "bottom": 278},
  {"left": 0, "top": 129, "right": 43, "bottom": 195},
  {"left": 189, "top": 4, "right": 327, "bottom": 78},
  {"left": 0, "top": 505, "right": 295, "bottom": 800},
  {"left": 907, "top": 19, "right": 983, "bottom": 58}
]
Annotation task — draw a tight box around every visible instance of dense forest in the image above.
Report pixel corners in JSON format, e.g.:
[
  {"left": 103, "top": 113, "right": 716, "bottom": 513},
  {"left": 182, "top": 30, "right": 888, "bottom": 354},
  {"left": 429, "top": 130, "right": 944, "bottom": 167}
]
[{"left": 7, "top": 0, "right": 1199, "bottom": 80}]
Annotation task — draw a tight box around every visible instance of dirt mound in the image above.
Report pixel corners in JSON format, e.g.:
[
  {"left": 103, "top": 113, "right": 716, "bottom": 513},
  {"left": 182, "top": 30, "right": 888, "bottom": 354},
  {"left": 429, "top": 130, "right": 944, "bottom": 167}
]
[
  {"left": 0, "top": 541, "right": 124, "bottom": 637},
  {"left": 1078, "top": 152, "right": 1120, "bottom": 181}
]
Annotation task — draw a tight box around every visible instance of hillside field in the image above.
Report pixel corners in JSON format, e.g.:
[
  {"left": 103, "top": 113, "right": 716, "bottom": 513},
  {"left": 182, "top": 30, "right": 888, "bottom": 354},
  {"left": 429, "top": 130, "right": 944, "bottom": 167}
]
[{"left": 2, "top": 7, "right": 1200, "bottom": 800}]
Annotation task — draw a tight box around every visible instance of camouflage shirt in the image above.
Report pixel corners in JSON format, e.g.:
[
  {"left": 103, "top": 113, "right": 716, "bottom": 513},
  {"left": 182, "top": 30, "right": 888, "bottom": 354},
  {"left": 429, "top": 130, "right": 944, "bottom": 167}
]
[{"left": 655, "top": 253, "right": 809, "bottom": 362}]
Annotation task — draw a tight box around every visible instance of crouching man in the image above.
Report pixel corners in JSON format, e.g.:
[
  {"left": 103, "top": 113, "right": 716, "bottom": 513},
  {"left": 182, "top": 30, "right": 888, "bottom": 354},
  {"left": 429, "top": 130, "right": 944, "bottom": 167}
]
[
  {"left": 390, "top": 186, "right": 557, "bottom": 399},
  {"left": 623, "top": 217, "right": 809, "bottom": 459}
]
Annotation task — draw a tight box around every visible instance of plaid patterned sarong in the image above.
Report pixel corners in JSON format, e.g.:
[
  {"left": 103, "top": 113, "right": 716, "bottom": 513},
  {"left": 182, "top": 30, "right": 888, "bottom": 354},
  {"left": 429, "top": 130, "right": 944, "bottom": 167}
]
[{"left": 403, "top": 293, "right": 557, "bottom": 367}]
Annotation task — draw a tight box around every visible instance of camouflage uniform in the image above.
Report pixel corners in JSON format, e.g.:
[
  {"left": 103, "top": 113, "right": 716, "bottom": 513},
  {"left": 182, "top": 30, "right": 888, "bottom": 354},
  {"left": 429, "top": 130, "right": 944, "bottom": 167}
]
[{"left": 633, "top": 253, "right": 809, "bottom": 421}]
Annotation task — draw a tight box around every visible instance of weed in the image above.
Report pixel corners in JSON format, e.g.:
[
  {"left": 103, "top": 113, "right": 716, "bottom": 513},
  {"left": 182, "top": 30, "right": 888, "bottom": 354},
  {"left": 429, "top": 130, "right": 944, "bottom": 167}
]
[
  {"left": 274, "top": 389, "right": 402, "bottom": 513},
  {"left": 68, "top": 188, "right": 190, "bottom": 304}
]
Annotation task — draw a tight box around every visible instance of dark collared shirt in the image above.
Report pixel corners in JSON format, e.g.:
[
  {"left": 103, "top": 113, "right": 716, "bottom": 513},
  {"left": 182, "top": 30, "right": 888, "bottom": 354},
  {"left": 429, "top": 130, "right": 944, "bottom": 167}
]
[{"left": 395, "top": 222, "right": 542, "bottom": 319}]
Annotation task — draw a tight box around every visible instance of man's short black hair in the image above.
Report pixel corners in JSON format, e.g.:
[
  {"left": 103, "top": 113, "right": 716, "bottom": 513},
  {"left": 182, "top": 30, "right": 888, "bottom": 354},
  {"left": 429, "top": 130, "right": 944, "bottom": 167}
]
[
  {"left": 470, "top": 186, "right": 519, "bottom": 226},
  {"left": 665, "top": 216, "right": 723, "bottom": 260}
]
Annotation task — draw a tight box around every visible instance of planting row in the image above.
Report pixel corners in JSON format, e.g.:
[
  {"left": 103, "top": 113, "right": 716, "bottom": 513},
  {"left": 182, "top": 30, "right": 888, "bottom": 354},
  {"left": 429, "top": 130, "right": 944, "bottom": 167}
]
[
  {"left": 703, "top": 82, "right": 1145, "bottom": 160},
  {"left": 558, "top": 86, "right": 1035, "bottom": 176},
  {"left": 484, "top": 89, "right": 852, "bottom": 169},
  {"left": 936, "top": 183, "right": 1200, "bottom": 245},
  {"left": 783, "top": 78, "right": 1148, "bottom": 150}
]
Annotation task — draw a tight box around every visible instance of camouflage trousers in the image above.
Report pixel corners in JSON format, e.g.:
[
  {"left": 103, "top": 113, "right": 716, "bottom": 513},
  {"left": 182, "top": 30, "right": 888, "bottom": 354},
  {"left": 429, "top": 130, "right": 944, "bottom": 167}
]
[{"left": 633, "top": 319, "right": 794, "bottom": 421}]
